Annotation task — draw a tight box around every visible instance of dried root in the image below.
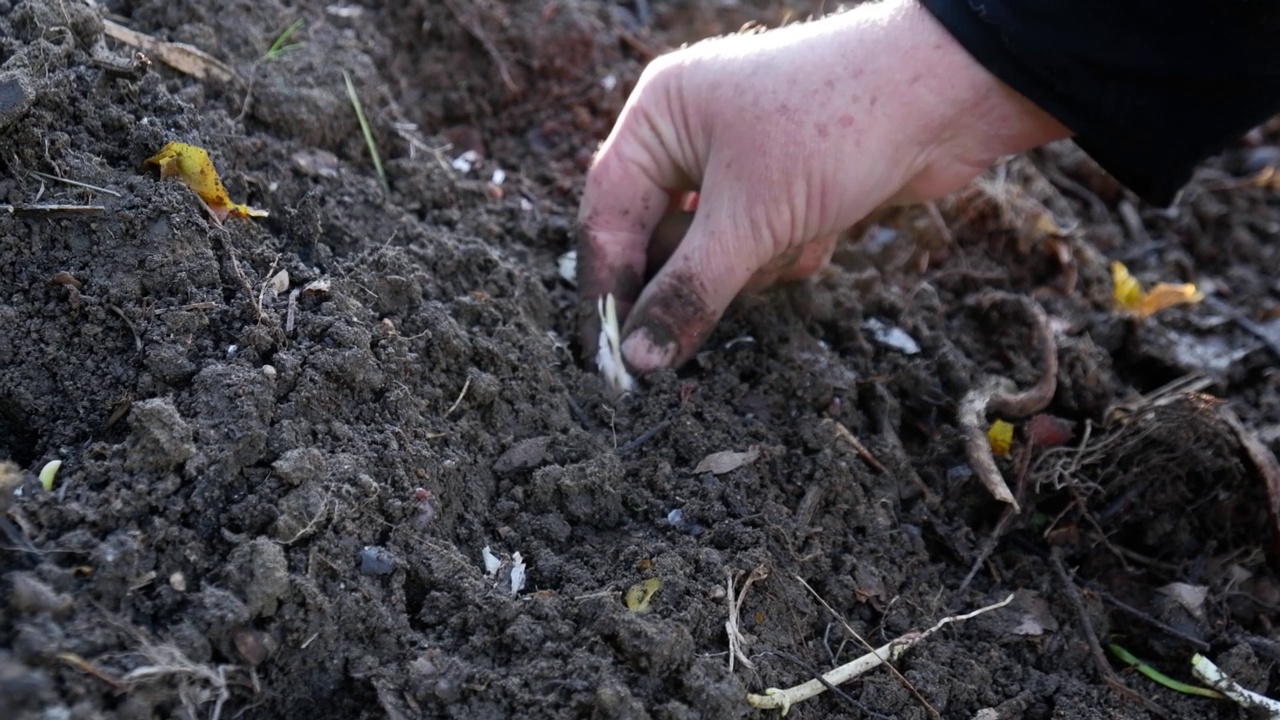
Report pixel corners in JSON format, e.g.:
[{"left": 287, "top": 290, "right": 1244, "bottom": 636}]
[{"left": 959, "top": 291, "right": 1058, "bottom": 511}]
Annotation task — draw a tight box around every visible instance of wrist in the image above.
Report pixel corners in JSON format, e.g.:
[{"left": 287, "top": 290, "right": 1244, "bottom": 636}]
[{"left": 876, "top": 0, "right": 1072, "bottom": 202}]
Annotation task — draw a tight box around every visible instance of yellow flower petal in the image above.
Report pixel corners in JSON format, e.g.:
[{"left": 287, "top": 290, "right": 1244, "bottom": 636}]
[
  {"left": 145, "top": 142, "right": 268, "bottom": 223},
  {"left": 987, "top": 419, "right": 1014, "bottom": 458}
]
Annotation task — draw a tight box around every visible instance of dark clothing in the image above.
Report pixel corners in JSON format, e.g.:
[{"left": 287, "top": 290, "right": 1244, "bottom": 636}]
[{"left": 919, "top": 0, "right": 1280, "bottom": 205}]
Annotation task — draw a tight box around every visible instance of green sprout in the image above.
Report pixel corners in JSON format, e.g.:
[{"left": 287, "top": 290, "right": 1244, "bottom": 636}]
[
  {"left": 265, "top": 19, "right": 305, "bottom": 60},
  {"left": 1108, "top": 644, "right": 1224, "bottom": 699},
  {"left": 343, "top": 70, "right": 389, "bottom": 193}
]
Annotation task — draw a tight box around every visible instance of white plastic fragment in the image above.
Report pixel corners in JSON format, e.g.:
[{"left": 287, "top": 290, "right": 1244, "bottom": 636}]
[
  {"left": 451, "top": 149, "right": 480, "bottom": 173},
  {"left": 1192, "top": 654, "right": 1280, "bottom": 718},
  {"left": 596, "top": 293, "right": 635, "bottom": 394},
  {"left": 509, "top": 552, "right": 526, "bottom": 595},
  {"left": 490, "top": 168, "right": 505, "bottom": 186},
  {"left": 864, "top": 317, "right": 920, "bottom": 355},
  {"left": 601, "top": 74, "right": 618, "bottom": 91},
  {"left": 482, "top": 546, "right": 501, "bottom": 577},
  {"left": 557, "top": 250, "right": 577, "bottom": 285}
]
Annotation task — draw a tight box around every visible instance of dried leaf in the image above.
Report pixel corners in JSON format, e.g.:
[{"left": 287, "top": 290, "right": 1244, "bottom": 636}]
[
  {"left": 624, "top": 578, "right": 661, "bottom": 613},
  {"left": 987, "top": 420, "right": 1014, "bottom": 457},
  {"left": 145, "top": 142, "right": 268, "bottom": 223},
  {"left": 1159, "top": 582, "right": 1208, "bottom": 620},
  {"left": 1111, "top": 261, "right": 1203, "bottom": 318},
  {"left": 267, "top": 270, "right": 290, "bottom": 297},
  {"left": 694, "top": 446, "right": 760, "bottom": 475},
  {"left": 103, "top": 20, "right": 238, "bottom": 83}
]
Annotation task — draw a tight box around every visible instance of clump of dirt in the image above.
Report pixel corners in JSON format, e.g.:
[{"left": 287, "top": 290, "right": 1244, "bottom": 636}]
[{"left": 2, "top": 1, "right": 1280, "bottom": 718}]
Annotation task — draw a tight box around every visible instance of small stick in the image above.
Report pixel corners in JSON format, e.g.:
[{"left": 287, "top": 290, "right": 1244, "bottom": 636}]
[
  {"left": 615, "top": 418, "right": 672, "bottom": 456},
  {"left": 445, "top": 376, "right": 472, "bottom": 417},
  {"left": 829, "top": 419, "right": 885, "bottom": 473},
  {"left": 1049, "top": 548, "right": 1170, "bottom": 717},
  {"left": 1, "top": 203, "right": 106, "bottom": 214},
  {"left": 794, "top": 575, "right": 938, "bottom": 717},
  {"left": 28, "top": 170, "right": 122, "bottom": 197},
  {"left": 109, "top": 305, "right": 143, "bottom": 353},
  {"left": 57, "top": 653, "right": 128, "bottom": 691},
  {"left": 747, "top": 594, "right": 1014, "bottom": 715}
]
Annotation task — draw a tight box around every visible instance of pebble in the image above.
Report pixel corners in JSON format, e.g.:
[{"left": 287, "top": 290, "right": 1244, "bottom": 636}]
[
  {"left": 0, "top": 70, "right": 33, "bottom": 131},
  {"left": 359, "top": 546, "right": 396, "bottom": 576}
]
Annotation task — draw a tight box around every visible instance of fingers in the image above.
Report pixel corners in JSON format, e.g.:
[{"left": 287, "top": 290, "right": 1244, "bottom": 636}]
[
  {"left": 619, "top": 205, "right": 769, "bottom": 373},
  {"left": 577, "top": 74, "right": 694, "bottom": 363}
]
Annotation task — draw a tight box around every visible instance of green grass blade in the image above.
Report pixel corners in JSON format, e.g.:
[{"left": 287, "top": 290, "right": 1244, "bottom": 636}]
[
  {"left": 342, "top": 70, "right": 389, "bottom": 193},
  {"left": 1108, "top": 644, "right": 1225, "bottom": 700},
  {"left": 266, "top": 19, "right": 305, "bottom": 59}
]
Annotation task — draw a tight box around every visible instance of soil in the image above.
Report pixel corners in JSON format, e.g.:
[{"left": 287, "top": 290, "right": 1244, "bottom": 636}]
[{"left": 2, "top": 1, "right": 1280, "bottom": 719}]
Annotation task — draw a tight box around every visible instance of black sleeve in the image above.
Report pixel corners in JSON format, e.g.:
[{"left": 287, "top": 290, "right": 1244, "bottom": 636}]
[{"left": 918, "top": 0, "right": 1280, "bottom": 205}]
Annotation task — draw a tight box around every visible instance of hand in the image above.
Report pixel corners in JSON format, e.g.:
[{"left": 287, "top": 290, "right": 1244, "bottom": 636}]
[{"left": 577, "top": 0, "right": 1070, "bottom": 374}]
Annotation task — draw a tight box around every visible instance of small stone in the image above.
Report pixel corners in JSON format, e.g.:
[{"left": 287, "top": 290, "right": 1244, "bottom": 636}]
[
  {"left": 232, "top": 627, "right": 275, "bottom": 666},
  {"left": 0, "top": 71, "right": 34, "bottom": 131},
  {"left": 271, "top": 448, "right": 325, "bottom": 486},
  {"left": 169, "top": 572, "right": 187, "bottom": 593},
  {"left": 359, "top": 546, "right": 396, "bottom": 576}
]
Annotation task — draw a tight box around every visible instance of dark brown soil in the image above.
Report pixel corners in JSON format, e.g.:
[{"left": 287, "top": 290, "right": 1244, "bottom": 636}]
[{"left": 3, "top": 1, "right": 1280, "bottom": 718}]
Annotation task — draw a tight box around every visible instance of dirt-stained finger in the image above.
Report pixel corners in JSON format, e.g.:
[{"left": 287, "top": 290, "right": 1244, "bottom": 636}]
[{"left": 619, "top": 210, "right": 765, "bottom": 373}]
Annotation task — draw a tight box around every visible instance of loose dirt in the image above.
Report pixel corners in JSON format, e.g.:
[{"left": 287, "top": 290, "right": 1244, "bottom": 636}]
[{"left": 2, "top": 1, "right": 1279, "bottom": 718}]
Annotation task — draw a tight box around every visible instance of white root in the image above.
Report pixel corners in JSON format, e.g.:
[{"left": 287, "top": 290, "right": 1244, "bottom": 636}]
[
  {"left": 1191, "top": 654, "right": 1280, "bottom": 718},
  {"left": 596, "top": 294, "right": 635, "bottom": 394},
  {"left": 747, "top": 594, "right": 1014, "bottom": 715}
]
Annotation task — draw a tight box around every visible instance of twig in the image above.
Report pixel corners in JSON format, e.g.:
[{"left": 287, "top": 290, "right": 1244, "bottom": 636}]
[
  {"left": 445, "top": 376, "right": 472, "bottom": 417},
  {"left": 28, "top": 170, "right": 121, "bottom": 197},
  {"left": 1049, "top": 548, "right": 1170, "bottom": 717},
  {"left": 828, "top": 419, "right": 885, "bottom": 473},
  {"left": 615, "top": 417, "right": 672, "bottom": 456},
  {"left": 747, "top": 593, "right": 1014, "bottom": 715},
  {"left": 792, "top": 575, "right": 939, "bottom": 718},
  {"left": 109, "top": 305, "right": 143, "bottom": 353},
  {"left": 2, "top": 203, "right": 106, "bottom": 214}
]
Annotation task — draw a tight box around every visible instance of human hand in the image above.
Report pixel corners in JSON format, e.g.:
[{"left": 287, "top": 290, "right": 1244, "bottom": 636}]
[{"left": 577, "top": 0, "right": 1069, "bottom": 375}]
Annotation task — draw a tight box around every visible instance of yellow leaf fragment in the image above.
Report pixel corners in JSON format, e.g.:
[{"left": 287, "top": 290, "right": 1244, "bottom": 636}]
[
  {"left": 1110, "top": 261, "right": 1202, "bottom": 319},
  {"left": 145, "top": 142, "right": 268, "bottom": 223},
  {"left": 1139, "top": 283, "right": 1204, "bottom": 318},
  {"left": 987, "top": 420, "right": 1014, "bottom": 458},
  {"left": 624, "top": 578, "right": 661, "bottom": 613}
]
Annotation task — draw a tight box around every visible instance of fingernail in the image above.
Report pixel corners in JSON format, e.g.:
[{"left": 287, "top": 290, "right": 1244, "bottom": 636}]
[{"left": 622, "top": 327, "right": 677, "bottom": 373}]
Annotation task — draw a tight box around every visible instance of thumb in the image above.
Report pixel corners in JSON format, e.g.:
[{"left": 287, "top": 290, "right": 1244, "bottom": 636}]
[{"left": 620, "top": 198, "right": 768, "bottom": 373}]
